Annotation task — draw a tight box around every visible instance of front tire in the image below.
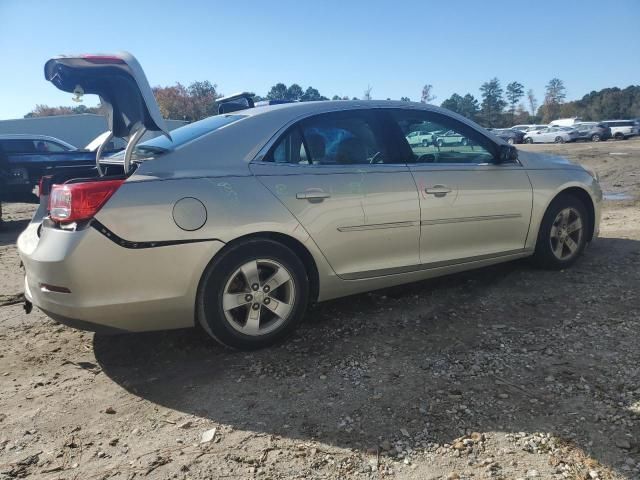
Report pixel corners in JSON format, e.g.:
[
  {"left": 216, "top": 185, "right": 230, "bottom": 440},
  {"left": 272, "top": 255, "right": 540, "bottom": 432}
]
[
  {"left": 531, "top": 194, "right": 589, "bottom": 270},
  {"left": 507, "top": 137, "right": 515, "bottom": 145},
  {"left": 197, "top": 239, "right": 309, "bottom": 349}
]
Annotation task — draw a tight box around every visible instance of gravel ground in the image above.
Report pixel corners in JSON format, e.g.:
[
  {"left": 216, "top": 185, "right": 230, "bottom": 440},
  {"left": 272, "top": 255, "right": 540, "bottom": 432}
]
[{"left": 0, "top": 139, "right": 639, "bottom": 480}]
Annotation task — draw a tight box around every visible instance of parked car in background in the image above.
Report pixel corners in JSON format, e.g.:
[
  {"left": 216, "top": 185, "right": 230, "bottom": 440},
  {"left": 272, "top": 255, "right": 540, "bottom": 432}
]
[
  {"left": 549, "top": 118, "right": 583, "bottom": 127},
  {"left": 524, "top": 126, "right": 579, "bottom": 144},
  {"left": 572, "top": 122, "right": 612, "bottom": 142},
  {"left": 0, "top": 134, "right": 76, "bottom": 153},
  {"left": 0, "top": 134, "right": 95, "bottom": 198},
  {"left": 601, "top": 120, "right": 639, "bottom": 140},
  {"left": 19, "top": 52, "right": 602, "bottom": 350},
  {"left": 405, "top": 130, "right": 434, "bottom": 147},
  {"left": 433, "top": 129, "right": 469, "bottom": 146},
  {"left": 489, "top": 128, "right": 525, "bottom": 144}
]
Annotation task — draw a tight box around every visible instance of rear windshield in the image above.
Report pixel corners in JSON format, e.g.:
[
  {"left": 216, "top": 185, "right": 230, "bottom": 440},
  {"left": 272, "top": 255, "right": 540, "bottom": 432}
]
[{"left": 108, "top": 114, "right": 246, "bottom": 159}]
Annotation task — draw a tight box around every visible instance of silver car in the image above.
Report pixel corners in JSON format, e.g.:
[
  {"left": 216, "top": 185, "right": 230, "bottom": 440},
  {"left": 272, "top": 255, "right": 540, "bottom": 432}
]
[
  {"left": 523, "top": 126, "right": 578, "bottom": 144},
  {"left": 18, "top": 53, "right": 602, "bottom": 349}
]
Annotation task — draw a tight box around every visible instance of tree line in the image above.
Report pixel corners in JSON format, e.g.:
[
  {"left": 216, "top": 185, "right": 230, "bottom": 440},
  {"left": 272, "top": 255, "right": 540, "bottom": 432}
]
[{"left": 24, "top": 80, "right": 640, "bottom": 126}]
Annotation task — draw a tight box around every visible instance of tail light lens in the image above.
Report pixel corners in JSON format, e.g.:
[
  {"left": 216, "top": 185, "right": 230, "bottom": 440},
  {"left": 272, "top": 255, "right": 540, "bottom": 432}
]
[{"left": 49, "top": 180, "right": 124, "bottom": 224}]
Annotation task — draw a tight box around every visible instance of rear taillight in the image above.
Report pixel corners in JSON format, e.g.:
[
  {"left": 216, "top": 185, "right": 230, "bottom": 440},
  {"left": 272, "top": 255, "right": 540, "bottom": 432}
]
[{"left": 49, "top": 180, "right": 124, "bottom": 224}]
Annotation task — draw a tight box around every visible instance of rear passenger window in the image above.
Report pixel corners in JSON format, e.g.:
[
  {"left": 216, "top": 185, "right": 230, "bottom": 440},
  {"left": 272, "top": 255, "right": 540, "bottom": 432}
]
[{"left": 265, "top": 111, "right": 390, "bottom": 165}]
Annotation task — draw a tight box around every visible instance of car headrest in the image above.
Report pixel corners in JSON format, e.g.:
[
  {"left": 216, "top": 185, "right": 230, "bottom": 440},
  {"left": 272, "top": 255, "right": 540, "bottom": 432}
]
[{"left": 305, "top": 133, "right": 326, "bottom": 160}]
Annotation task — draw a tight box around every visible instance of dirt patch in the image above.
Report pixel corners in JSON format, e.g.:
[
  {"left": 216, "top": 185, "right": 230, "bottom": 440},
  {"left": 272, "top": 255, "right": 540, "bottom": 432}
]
[{"left": 1, "top": 140, "right": 639, "bottom": 479}]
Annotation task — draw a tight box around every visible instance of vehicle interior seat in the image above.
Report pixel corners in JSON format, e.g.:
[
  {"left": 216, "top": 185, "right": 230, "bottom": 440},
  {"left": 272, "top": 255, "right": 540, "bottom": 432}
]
[{"left": 335, "top": 137, "right": 367, "bottom": 164}]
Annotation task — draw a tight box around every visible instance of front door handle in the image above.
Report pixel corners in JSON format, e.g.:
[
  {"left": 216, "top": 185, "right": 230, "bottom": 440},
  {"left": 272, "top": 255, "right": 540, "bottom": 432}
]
[
  {"left": 296, "top": 190, "right": 331, "bottom": 201},
  {"left": 425, "top": 185, "right": 452, "bottom": 197}
]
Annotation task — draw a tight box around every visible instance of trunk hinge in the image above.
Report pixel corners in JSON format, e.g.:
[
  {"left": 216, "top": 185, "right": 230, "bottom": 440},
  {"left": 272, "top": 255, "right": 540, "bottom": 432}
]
[
  {"left": 124, "top": 125, "right": 147, "bottom": 175},
  {"left": 95, "top": 131, "right": 114, "bottom": 177}
]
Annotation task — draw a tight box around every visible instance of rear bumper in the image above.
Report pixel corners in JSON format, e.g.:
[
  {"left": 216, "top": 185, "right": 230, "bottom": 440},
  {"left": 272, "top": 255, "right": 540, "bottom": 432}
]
[{"left": 19, "top": 221, "right": 224, "bottom": 333}]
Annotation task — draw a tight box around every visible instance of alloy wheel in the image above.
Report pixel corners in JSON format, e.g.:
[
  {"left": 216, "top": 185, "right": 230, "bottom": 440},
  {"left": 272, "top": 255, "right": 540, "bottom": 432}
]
[
  {"left": 549, "top": 207, "right": 583, "bottom": 261},
  {"left": 222, "top": 259, "right": 296, "bottom": 336}
]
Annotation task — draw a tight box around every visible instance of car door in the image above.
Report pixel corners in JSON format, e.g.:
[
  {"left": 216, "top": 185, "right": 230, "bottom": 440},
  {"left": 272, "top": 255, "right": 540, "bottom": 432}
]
[
  {"left": 250, "top": 109, "right": 421, "bottom": 279},
  {"left": 385, "top": 108, "right": 533, "bottom": 265}
]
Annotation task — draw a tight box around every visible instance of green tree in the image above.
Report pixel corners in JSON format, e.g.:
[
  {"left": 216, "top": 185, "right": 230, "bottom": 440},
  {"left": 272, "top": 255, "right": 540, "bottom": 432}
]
[
  {"left": 400, "top": 96, "right": 411, "bottom": 102},
  {"left": 267, "top": 83, "right": 289, "bottom": 101},
  {"left": 441, "top": 93, "right": 479, "bottom": 120},
  {"left": 541, "top": 78, "right": 567, "bottom": 122},
  {"left": 286, "top": 84, "right": 304, "bottom": 101},
  {"left": 506, "top": 81, "right": 524, "bottom": 115},
  {"left": 479, "top": 78, "right": 506, "bottom": 127},
  {"left": 187, "top": 80, "right": 220, "bottom": 119},
  {"left": 301, "top": 86, "right": 327, "bottom": 101}
]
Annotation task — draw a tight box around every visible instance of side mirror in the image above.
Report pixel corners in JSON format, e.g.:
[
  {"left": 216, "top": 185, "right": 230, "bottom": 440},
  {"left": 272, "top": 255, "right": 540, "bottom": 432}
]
[{"left": 498, "top": 144, "right": 518, "bottom": 164}]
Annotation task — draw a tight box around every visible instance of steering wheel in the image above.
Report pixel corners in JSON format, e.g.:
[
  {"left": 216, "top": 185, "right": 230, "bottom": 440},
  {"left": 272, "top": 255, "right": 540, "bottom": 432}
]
[{"left": 369, "top": 151, "right": 383, "bottom": 164}]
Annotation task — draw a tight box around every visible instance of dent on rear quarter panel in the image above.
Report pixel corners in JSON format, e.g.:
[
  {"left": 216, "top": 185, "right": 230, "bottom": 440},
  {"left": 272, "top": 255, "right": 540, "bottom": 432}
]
[{"left": 95, "top": 175, "right": 313, "bottom": 247}]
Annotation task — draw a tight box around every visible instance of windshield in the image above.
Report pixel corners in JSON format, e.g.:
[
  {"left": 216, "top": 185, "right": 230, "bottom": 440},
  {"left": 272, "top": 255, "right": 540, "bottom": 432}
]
[{"left": 108, "top": 114, "right": 246, "bottom": 160}]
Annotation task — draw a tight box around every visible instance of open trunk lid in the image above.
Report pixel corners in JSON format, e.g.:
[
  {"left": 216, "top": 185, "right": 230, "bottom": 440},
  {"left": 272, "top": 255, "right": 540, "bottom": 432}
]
[{"left": 44, "top": 52, "right": 169, "bottom": 140}]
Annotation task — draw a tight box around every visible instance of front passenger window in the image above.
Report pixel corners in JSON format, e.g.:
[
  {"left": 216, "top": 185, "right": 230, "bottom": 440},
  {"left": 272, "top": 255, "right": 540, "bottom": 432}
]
[{"left": 389, "top": 110, "right": 495, "bottom": 164}]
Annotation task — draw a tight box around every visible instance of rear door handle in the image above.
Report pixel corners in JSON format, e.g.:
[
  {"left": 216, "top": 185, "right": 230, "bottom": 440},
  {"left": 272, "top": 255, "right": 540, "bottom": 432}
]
[
  {"left": 425, "top": 185, "right": 452, "bottom": 197},
  {"left": 296, "top": 190, "right": 331, "bottom": 200}
]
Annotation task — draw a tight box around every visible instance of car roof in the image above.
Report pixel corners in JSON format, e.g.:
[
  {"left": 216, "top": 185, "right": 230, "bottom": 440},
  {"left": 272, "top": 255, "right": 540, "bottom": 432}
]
[
  {"left": 0, "top": 134, "right": 77, "bottom": 148},
  {"left": 228, "top": 100, "right": 495, "bottom": 140}
]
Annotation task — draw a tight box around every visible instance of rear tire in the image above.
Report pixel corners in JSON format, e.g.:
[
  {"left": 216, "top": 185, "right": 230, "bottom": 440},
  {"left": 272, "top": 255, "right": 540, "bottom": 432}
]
[
  {"left": 614, "top": 132, "right": 625, "bottom": 140},
  {"left": 554, "top": 136, "right": 565, "bottom": 143},
  {"left": 531, "top": 194, "right": 589, "bottom": 270},
  {"left": 197, "top": 239, "right": 309, "bottom": 350},
  {"left": 591, "top": 134, "right": 600, "bottom": 142},
  {"left": 525, "top": 137, "right": 533, "bottom": 144},
  {"left": 507, "top": 137, "right": 515, "bottom": 145}
]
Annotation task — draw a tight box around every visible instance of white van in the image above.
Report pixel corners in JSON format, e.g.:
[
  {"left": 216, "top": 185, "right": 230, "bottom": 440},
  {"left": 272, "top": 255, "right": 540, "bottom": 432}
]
[{"left": 549, "top": 118, "right": 583, "bottom": 127}]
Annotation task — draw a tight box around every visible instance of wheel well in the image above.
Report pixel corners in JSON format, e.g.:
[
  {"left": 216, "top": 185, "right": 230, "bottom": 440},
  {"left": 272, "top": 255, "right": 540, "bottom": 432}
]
[
  {"left": 223, "top": 232, "right": 320, "bottom": 303},
  {"left": 554, "top": 187, "right": 596, "bottom": 242}
]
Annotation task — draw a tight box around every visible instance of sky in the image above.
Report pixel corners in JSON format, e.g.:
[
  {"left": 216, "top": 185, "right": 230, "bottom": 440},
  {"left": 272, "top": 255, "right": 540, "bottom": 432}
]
[{"left": 1, "top": 0, "right": 639, "bottom": 120}]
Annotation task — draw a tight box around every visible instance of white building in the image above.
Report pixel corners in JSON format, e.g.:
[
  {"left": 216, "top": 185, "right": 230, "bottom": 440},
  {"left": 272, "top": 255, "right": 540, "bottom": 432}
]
[{"left": 0, "top": 114, "right": 187, "bottom": 148}]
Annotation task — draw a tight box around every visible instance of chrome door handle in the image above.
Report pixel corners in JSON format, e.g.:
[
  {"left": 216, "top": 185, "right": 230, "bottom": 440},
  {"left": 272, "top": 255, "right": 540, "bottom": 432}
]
[
  {"left": 296, "top": 191, "right": 331, "bottom": 200},
  {"left": 425, "top": 185, "right": 452, "bottom": 197}
]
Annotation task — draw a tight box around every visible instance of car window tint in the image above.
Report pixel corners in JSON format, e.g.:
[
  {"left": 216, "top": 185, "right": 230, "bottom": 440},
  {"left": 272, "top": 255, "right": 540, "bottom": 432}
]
[
  {"left": 301, "top": 113, "right": 387, "bottom": 165},
  {"left": 271, "top": 128, "right": 307, "bottom": 164},
  {"left": 389, "top": 110, "right": 495, "bottom": 164},
  {"left": 1, "top": 140, "right": 37, "bottom": 153},
  {"left": 43, "top": 141, "right": 68, "bottom": 152},
  {"left": 266, "top": 111, "right": 389, "bottom": 165}
]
